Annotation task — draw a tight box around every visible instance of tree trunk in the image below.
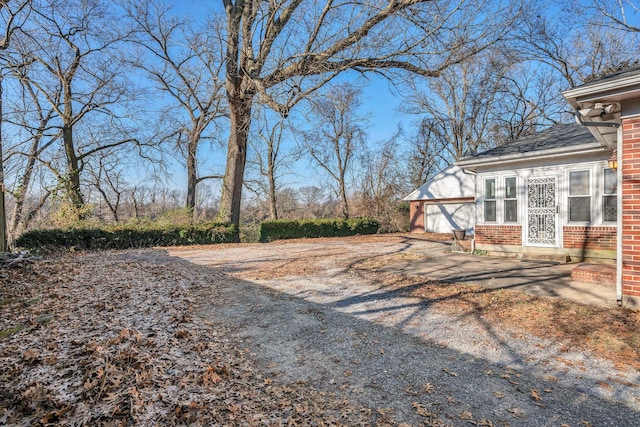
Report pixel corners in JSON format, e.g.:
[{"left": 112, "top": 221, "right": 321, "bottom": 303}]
[
  {"left": 339, "top": 177, "right": 349, "bottom": 220},
  {"left": 0, "top": 77, "right": 6, "bottom": 252},
  {"left": 131, "top": 189, "right": 139, "bottom": 219},
  {"left": 220, "top": 95, "right": 252, "bottom": 230},
  {"left": 62, "top": 125, "right": 84, "bottom": 212},
  {"left": 10, "top": 147, "right": 37, "bottom": 236},
  {"left": 268, "top": 144, "right": 278, "bottom": 220},
  {"left": 186, "top": 135, "right": 198, "bottom": 216}
]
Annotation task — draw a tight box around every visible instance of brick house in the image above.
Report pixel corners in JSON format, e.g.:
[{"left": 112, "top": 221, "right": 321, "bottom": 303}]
[
  {"left": 563, "top": 66, "right": 640, "bottom": 307},
  {"left": 405, "top": 66, "right": 640, "bottom": 307},
  {"left": 455, "top": 123, "right": 617, "bottom": 264}
]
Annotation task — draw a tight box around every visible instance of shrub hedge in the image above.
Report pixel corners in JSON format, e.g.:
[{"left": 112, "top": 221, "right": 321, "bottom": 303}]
[
  {"left": 14, "top": 222, "right": 238, "bottom": 253},
  {"left": 258, "top": 217, "right": 379, "bottom": 242}
]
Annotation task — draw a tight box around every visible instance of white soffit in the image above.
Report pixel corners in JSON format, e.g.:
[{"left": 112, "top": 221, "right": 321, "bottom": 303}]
[{"left": 562, "top": 72, "right": 640, "bottom": 148}]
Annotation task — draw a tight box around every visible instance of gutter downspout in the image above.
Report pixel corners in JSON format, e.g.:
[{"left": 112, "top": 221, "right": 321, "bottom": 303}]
[
  {"left": 574, "top": 110, "right": 620, "bottom": 129},
  {"left": 616, "top": 126, "right": 623, "bottom": 306},
  {"left": 572, "top": 110, "right": 622, "bottom": 305},
  {"left": 462, "top": 168, "right": 477, "bottom": 254}
]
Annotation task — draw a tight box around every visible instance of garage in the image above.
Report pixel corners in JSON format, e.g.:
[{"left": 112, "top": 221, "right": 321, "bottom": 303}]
[{"left": 404, "top": 165, "right": 476, "bottom": 234}]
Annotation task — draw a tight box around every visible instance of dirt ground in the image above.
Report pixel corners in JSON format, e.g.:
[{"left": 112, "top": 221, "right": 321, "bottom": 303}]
[{"left": 1, "top": 234, "right": 640, "bottom": 426}]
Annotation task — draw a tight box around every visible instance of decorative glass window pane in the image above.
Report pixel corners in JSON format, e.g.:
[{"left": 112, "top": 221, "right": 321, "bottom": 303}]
[
  {"left": 569, "top": 196, "right": 591, "bottom": 222},
  {"left": 485, "top": 179, "right": 496, "bottom": 199},
  {"left": 505, "top": 177, "right": 517, "bottom": 199},
  {"left": 569, "top": 171, "right": 589, "bottom": 195},
  {"left": 485, "top": 200, "right": 496, "bottom": 222},
  {"left": 603, "top": 195, "right": 617, "bottom": 222},
  {"left": 505, "top": 200, "right": 517, "bottom": 222},
  {"left": 604, "top": 169, "right": 617, "bottom": 195}
]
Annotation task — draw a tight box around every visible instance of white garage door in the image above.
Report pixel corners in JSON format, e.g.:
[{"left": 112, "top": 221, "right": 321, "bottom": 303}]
[{"left": 425, "top": 203, "right": 475, "bottom": 234}]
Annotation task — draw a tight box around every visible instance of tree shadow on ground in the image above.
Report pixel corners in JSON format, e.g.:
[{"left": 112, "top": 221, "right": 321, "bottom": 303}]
[{"left": 155, "top": 245, "right": 640, "bottom": 427}]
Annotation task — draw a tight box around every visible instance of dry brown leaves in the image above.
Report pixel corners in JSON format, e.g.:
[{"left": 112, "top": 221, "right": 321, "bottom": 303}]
[
  {"left": 0, "top": 252, "right": 378, "bottom": 426},
  {"left": 3, "top": 234, "right": 639, "bottom": 426},
  {"left": 248, "top": 235, "right": 640, "bottom": 372},
  {"left": 348, "top": 265, "right": 640, "bottom": 371}
]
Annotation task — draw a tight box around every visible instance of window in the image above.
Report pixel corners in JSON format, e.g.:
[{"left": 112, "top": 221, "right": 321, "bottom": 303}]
[
  {"left": 484, "top": 178, "right": 496, "bottom": 222},
  {"left": 569, "top": 170, "right": 591, "bottom": 222},
  {"left": 504, "top": 177, "right": 517, "bottom": 222},
  {"left": 603, "top": 168, "right": 617, "bottom": 222}
]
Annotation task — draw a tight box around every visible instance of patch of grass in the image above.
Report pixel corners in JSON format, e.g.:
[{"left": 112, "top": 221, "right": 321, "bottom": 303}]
[{"left": 0, "top": 325, "right": 25, "bottom": 338}]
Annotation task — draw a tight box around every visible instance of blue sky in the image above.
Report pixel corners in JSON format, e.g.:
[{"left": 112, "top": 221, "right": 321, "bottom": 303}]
[{"left": 163, "top": 0, "right": 413, "bottom": 194}]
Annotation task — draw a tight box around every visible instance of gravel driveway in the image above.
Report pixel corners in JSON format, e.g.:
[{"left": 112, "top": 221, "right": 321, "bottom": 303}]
[{"left": 167, "top": 235, "right": 640, "bottom": 426}]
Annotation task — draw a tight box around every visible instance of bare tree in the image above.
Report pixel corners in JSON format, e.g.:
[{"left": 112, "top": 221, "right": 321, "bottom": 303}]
[
  {"left": 404, "top": 51, "right": 508, "bottom": 169},
  {"left": 218, "top": 0, "right": 521, "bottom": 229},
  {"left": 514, "top": 1, "right": 639, "bottom": 88},
  {"left": 11, "top": 0, "right": 138, "bottom": 217},
  {"left": 404, "top": 121, "right": 445, "bottom": 189},
  {"left": 125, "top": 0, "right": 226, "bottom": 217},
  {"left": 3, "top": 63, "right": 57, "bottom": 237},
  {"left": 86, "top": 151, "right": 128, "bottom": 222},
  {"left": 489, "top": 63, "right": 565, "bottom": 145},
  {"left": 355, "top": 132, "right": 408, "bottom": 231},
  {"left": 0, "top": 0, "right": 31, "bottom": 251},
  {"left": 300, "top": 83, "right": 367, "bottom": 219},
  {"left": 297, "top": 185, "right": 326, "bottom": 218},
  {"left": 594, "top": 0, "right": 640, "bottom": 33},
  {"left": 247, "top": 106, "right": 296, "bottom": 220}
]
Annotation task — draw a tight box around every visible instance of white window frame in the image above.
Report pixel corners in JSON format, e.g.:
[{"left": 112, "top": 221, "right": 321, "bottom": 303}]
[
  {"left": 504, "top": 176, "right": 518, "bottom": 223},
  {"left": 484, "top": 177, "right": 497, "bottom": 223},
  {"left": 568, "top": 169, "right": 591, "bottom": 223}
]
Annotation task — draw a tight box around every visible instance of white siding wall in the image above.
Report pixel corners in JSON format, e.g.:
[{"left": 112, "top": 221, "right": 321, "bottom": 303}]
[
  {"left": 475, "top": 159, "right": 612, "bottom": 245},
  {"left": 425, "top": 203, "right": 475, "bottom": 233},
  {"left": 406, "top": 165, "right": 475, "bottom": 200}
]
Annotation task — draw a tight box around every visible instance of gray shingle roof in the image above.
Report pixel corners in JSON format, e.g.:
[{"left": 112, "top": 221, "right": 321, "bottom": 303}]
[
  {"left": 579, "top": 64, "right": 640, "bottom": 88},
  {"left": 465, "top": 123, "right": 597, "bottom": 161}
]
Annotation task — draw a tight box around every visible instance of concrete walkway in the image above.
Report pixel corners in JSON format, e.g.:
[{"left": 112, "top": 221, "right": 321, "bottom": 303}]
[{"left": 380, "top": 238, "right": 620, "bottom": 308}]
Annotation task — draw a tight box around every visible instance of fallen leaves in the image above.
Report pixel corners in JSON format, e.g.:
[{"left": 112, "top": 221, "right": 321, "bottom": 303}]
[
  {"left": 530, "top": 388, "right": 542, "bottom": 402},
  {"left": 507, "top": 406, "right": 525, "bottom": 418},
  {"left": 458, "top": 410, "right": 473, "bottom": 419},
  {"left": 473, "top": 419, "right": 495, "bottom": 426},
  {"left": 2, "top": 237, "right": 638, "bottom": 426},
  {"left": 22, "top": 348, "right": 40, "bottom": 364},
  {"left": 412, "top": 402, "right": 436, "bottom": 418},
  {"left": 0, "top": 252, "right": 379, "bottom": 426},
  {"left": 442, "top": 368, "right": 458, "bottom": 377}
]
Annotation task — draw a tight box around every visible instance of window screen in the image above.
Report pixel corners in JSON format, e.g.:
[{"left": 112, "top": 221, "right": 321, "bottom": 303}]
[{"left": 569, "top": 171, "right": 590, "bottom": 222}]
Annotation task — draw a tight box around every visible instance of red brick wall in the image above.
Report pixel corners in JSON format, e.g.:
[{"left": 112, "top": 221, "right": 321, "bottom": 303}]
[
  {"left": 622, "top": 116, "right": 640, "bottom": 298},
  {"left": 563, "top": 226, "right": 617, "bottom": 250},
  {"left": 409, "top": 201, "right": 424, "bottom": 233},
  {"left": 475, "top": 225, "right": 522, "bottom": 245}
]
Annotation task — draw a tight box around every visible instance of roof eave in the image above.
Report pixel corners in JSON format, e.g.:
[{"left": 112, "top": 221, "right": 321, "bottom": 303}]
[
  {"left": 561, "top": 74, "right": 640, "bottom": 148},
  {"left": 562, "top": 74, "right": 640, "bottom": 104},
  {"left": 456, "top": 143, "right": 609, "bottom": 169}
]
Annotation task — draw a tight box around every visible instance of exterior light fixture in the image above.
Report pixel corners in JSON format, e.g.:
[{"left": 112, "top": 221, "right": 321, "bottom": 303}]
[{"left": 608, "top": 150, "right": 618, "bottom": 170}]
